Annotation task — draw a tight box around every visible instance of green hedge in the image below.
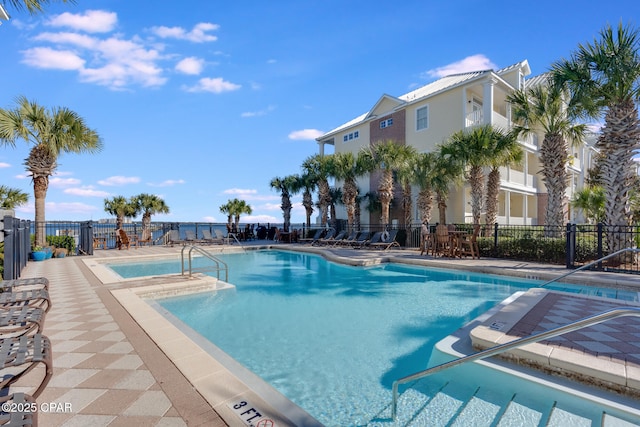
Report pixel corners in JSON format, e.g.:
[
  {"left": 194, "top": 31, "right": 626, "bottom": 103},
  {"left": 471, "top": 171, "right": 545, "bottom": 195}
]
[
  {"left": 46, "top": 235, "right": 75, "bottom": 255},
  {"left": 478, "top": 236, "right": 566, "bottom": 264}
]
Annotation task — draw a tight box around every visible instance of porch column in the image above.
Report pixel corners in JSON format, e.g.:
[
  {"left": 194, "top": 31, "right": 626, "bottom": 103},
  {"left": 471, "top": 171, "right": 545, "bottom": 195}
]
[
  {"left": 318, "top": 141, "right": 325, "bottom": 156},
  {"left": 483, "top": 78, "right": 496, "bottom": 125},
  {"left": 505, "top": 190, "right": 511, "bottom": 225}
]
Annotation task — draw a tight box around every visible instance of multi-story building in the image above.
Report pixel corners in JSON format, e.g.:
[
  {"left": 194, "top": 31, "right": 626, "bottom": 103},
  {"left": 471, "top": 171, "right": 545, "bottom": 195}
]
[{"left": 315, "top": 60, "right": 597, "bottom": 226}]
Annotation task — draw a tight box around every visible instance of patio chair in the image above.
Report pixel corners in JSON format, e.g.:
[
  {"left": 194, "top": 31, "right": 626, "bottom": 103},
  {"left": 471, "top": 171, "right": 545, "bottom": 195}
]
[
  {"left": 359, "top": 231, "right": 383, "bottom": 249},
  {"left": 432, "top": 224, "right": 451, "bottom": 257},
  {"left": 333, "top": 230, "right": 358, "bottom": 246},
  {"left": 116, "top": 229, "right": 134, "bottom": 250},
  {"left": 312, "top": 228, "right": 337, "bottom": 246},
  {"left": 138, "top": 229, "right": 153, "bottom": 246},
  {"left": 0, "top": 393, "right": 39, "bottom": 426},
  {"left": 0, "top": 334, "right": 53, "bottom": 399},
  {"left": 165, "top": 230, "right": 186, "bottom": 246},
  {"left": 347, "top": 231, "right": 371, "bottom": 248},
  {"left": 201, "top": 229, "right": 224, "bottom": 245},
  {"left": 316, "top": 230, "right": 346, "bottom": 246},
  {"left": 460, "top": 224, "right": 481, "bottom": 259},
  {"left": 0, "top": 288, "right": 51, "bottom": 313},
  {"left": 185, "top": 230, "right": 204, "bottom": 244},
  {"left": 0, "top": 306, "right": 46, "bottom": 338},
  {"left": 370, "top": 229, "right": 401, "bottom": 250}
]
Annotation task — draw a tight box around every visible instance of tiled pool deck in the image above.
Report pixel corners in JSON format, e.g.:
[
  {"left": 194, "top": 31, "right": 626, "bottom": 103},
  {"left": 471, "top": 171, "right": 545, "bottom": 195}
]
[{"left": 13, "top": 241, "right": 640, "bottom": 426}]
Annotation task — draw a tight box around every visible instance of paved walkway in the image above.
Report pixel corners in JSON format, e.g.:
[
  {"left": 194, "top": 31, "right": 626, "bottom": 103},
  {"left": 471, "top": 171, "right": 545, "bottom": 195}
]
[{"left": 11, "top": 242, "right": 640, "bottom": 425}]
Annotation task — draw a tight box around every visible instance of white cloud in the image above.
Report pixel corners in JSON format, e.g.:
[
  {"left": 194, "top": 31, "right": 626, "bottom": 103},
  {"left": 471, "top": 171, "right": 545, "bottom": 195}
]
[
  {"left": 288, "top": 129, "right": 324, "bottom": 140},
  {"left": 244, "top": 214, "right": 278, "bottom": 223},
  {"left": 151, "top": 22, "right": 219, "bottom": 43},
  {"left": 46, "top": 201, "right": 100, "bottom": 214},
  {"left": 224, "top": 188, "right": 257, "bottom": 196},
  {"left": 64, "top": 187, "right": 110, "bottom": 197},
  {"left": 223, "top": 189, "right": 278, "bottom": 202},
  {"left": 241, "top": 105, "right": 276, "bottom": 118},
  {"left": 175, "top": 57, "right": 204, "bottom": 75},
  {"left": 0, "top": 162, "right": 10, "bottom": 168},
  {"left": 149, "top": 179, "right": 186, "bottom": 187},
  {"left": 202, "top": 215, "right": 217, "bottom": 222},
  {"left": 97, "top": 176, "right": 140, "bottom": 186},
  {"left": 34, "top": 31, "right": 97, "bottom": 49},
  {"left": 21, "top": 47, "right": 85, "bottom": 70},
  {"left": 421, "top": 54, "right": 497, "bottom": 79},
  {"left": 184, "top": 77, "right": 241, "bottom": 93},
  {"left": 49, "top": 176, "right": 81, "bottom": 187},
  {"left": 47, "top": 10, "right": 118, "bottom": 33}
]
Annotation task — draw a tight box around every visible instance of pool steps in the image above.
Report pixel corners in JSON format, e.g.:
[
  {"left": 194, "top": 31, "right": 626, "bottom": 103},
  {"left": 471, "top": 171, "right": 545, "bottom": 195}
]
[{"left": 383, "top": 379, "right": 636, "bottom": 426}]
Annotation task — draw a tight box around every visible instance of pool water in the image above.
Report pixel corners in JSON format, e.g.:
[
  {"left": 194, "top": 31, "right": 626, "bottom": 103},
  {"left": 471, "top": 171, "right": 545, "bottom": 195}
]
[{"left": 109, "top": 251, "right": 638, "bottom": 425}]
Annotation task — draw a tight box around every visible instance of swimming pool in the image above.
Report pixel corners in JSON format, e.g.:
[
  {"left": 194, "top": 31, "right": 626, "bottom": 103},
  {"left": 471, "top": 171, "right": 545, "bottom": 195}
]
[{"left": 108, "top": 250, "right": 640, "bottom": 425}]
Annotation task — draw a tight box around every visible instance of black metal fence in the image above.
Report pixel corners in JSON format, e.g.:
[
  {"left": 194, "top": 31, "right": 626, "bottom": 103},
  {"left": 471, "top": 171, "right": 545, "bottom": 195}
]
[{"left": 3, "top": 218, "right": 640, "bottom": 280}]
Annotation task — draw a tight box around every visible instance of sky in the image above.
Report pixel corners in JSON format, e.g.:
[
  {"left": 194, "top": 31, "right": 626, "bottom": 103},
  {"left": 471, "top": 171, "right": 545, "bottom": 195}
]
[{"left": 0, "top": 0, "right": 638, "bottom": 225}]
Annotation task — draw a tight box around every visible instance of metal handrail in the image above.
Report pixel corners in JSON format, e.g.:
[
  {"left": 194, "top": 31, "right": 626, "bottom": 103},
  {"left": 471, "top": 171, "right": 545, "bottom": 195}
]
[
  {"left": 540, "top": 247, "right": 640, "bottom": 287},
  {"left": 181, "top": 245, "right": 228, "bottom": 282},
  {"left": 391, "top": 307, "right": 640, "bottom": 420}
]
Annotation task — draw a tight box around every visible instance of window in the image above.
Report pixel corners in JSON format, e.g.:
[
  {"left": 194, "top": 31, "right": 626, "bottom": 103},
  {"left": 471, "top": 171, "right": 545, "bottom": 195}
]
[
  {"left": 380, "top": 118, "right": 393, "bottom": 129},
  {"left": 342, "top": 130, "right": 360, "bottom": 143},
  {"left": 416, "top": 106, "right": 428, "bottom": 130}
]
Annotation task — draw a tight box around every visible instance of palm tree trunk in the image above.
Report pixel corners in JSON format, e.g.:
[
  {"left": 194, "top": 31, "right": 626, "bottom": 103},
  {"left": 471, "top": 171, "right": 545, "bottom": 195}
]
[
  {"left": 303, "top": 190, "right": 313, "bottom": 229},
  {"left": 33, "top": 175, "right": 48, "bottom": 247},
  {"left": 318, "top": 179, "right": 331, "bottom": 226},
  {"left": 282, "top": 196, "right": 292, "bottom": 231},
  {"left": 600, "top": 100, "right": 640, "bottom": 260},
  {"left": 540, "top": 133, "right": 568, "bottom": 233},
  {"left": 417, "top": 187, "right": 434, "bottom": 224},
  {"left": 402, "top": 182, "right": 412, "bottom": 228},
  {"left": 436, "top": 190, "right": 447, "bottom": 224},
  {"left": 378, "top": 170, "right": 394, "bottom": 227},
  {"left": 485, "top": 167, "right": 500, "bottom": 229},
  {"left": 342, "top": 179, "right": 357, "bottom": 233},
  {"left": 469, "top": 164, "right": 484, "bottom": 227}
]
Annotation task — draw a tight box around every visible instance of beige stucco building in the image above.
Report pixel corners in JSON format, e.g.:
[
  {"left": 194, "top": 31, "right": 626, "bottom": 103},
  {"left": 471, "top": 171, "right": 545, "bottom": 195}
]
[{"left": 316, "top": 60, "right": 597, "bottom": 226}]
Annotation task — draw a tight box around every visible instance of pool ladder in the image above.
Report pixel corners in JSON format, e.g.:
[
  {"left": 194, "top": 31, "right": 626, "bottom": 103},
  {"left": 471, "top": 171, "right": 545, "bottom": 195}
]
[
  {"left": 181, "top": 245, "right": 228, "bottom": 282},
  {"left": 391, "top": 247, "right": 640, "bottom": 420}
]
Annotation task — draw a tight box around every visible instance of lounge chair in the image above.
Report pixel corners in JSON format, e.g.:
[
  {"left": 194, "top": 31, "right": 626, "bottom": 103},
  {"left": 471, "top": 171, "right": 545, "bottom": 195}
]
[
  {"left": 0, "top": 306, "right": 46, "bottom": 338},
  {"left": 312, "top": 228, "right": 337, "bottom": 246},
  {"left": 185, "top": 230, "right": 204, "bottom": 244},
  {"left": 298, "top": 229, "right": 324, "bottom": 245},
  {"left": 333, "top": 230, "right": 358, "bottom": 246},
  {"left": 358, "top": 231, "right": 383, "bottom": 249},
  {"left": 346, "top": 231, "right": 371, "bottom": 248},
  {"left": 317, "top": 230, "right": 346, "bottom": 246},
  {"left": 201, "top": 229, "right": 224, "bottom": 245},
  {"left": 0, "top": 393, "right": 39, "bottom": 426},
  {"left": 0, "top": 334, "right": 53, "bottom": 398},
  {"left": 0, "top": 288, "right": 51, "bottom": 313},
  {"left": 165, "top": 230, "right": 186, "bottom": 246},
  {"left": 0, "top": 277, "right": 49, "bottom": 292},
  {"left": 369, "top": 229, "right": 401, "bottom": 250}
]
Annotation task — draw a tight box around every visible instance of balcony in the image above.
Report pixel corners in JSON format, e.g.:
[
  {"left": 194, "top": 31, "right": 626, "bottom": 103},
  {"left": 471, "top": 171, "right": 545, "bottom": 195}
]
[{"left": 465, "top": 110, "right": 509, "bottom": 130}]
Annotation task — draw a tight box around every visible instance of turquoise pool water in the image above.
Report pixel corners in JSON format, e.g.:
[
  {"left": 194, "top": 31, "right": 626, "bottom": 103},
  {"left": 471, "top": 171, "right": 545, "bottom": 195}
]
[{"left": 108, "top": 251, "right": 639, "bottom": 425}]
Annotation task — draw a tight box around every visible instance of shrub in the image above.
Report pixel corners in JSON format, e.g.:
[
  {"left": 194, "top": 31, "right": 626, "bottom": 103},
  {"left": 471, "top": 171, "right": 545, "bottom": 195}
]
[{"left": 46, "top": 235, "right": 75, "bottom": 255}]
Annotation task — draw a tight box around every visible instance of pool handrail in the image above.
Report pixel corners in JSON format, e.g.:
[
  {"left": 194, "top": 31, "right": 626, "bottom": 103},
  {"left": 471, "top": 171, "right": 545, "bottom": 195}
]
[
  {"left": 539, "top": 247, "right": 640, "bottom": 288},
  {"left": 181, "top": 245, "right": 229, "bottom": 282},
  {"left": 391, "top": 306, "right": 640, "bottom": 420}
]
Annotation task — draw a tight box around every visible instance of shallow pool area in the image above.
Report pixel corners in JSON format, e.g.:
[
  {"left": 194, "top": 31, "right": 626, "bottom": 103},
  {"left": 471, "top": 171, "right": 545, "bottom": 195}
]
[{"left": 104, "top": 250, "right": 640, "bottom": 425}]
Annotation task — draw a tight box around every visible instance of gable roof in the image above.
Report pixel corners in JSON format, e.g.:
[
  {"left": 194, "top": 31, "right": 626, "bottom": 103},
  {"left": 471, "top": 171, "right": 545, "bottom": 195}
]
[{"left": 318, "top": 60, "right": 529, "bottom": 142}]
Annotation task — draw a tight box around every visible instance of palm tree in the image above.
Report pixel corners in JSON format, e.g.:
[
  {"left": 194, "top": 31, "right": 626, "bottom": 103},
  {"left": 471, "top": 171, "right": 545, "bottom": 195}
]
[
  {"left": 132, "top": 193, "right": 169, "bottom": 235},
  {"left": 229, "top": 198, "right": 252, "bottom": 230},
  {"left": 219, "top": 201, "right": 234, "bottom": 230},
  {"left": 552, "top": 22, "right": 640, "bottom": 253},
  {"left": 302, "top": 154, "right": 332, "bottom": 227},
  {"left": 0, "top": 185, "right": 28, "bottom": 209},
  {"left": 432, "top": 145, "right": 465, "bottom": 224},
  {"left": 395, "top": 147, "right": 419, "bottom": 228},
  {"left": 270, "top": 175, "right": 297, "bottom": 232},
  {"left": 0, "top": 96, "right": 102, "bottom": 246},
  {"left": 360, "top": 140, "right": 414, "bottom": 227},
  {"left": 3, "top": 0, "right": 75, "bottom": 15},
  {"left": 508, "top": 76, "right": 586, "bottom": 229},
  {"left": 327, "top": 187, "right": 342, "bottom": 229},
  {"left": 294, "top": 173, "right": 316, "bottom": 231},
  {"left": 327, "top": 151, "right": 368, "bottom": 233},
  {"left": 104, "top": 196, "right": 137, "bottom": 230},
  {"left": 412, "top": 152, "right": 441, "bottom": 225},
  {"left": 572, "top": 186, "right": 606, "bottom": 224}
]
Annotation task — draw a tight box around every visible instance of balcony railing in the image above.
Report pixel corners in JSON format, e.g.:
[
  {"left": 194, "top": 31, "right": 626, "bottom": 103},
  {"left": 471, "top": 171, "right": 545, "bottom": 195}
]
[{"left": 465, "top": 110, "right": 509, "bottom": 129}]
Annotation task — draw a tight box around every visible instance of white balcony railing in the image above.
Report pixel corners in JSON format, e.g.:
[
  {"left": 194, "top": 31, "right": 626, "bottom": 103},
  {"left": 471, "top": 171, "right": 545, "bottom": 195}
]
[{"left": 464, "top": 110, "right": 509, "bottom": 129}]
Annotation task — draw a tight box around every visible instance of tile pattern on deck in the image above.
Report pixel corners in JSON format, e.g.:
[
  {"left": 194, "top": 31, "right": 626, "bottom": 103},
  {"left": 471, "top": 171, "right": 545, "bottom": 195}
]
[{"left": 15, "top": 254, "right": 225, "bottom": 427}]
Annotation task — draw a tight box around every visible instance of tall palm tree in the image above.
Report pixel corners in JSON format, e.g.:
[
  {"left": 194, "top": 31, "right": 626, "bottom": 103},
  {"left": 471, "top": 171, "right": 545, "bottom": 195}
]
[
  {"left": 0, "top": 96, "right": 102, "bottom": 245},
  {"left": 132, "top": 193, "right": 169, "bottom": 234},
  {"left": 552, "top": 22, "right": 640, "bottom": 253},
  {"left": 302, "top": 154, "right": 332, "bottom": 227},
  {"left": 485, "top": 131, "right": 523, "bottom": 230},
  {"left": 360, "top": 140, "right": 414, "bottom": 227},
  {"left": 0, "top": 185, "right": 28, "bottom": 209},
  {"left": 327, "top": 151, "right": 368, "bottom": 233},
  {"left": 104, "top": 196, "right": 137, "bottom": 230},
  {"left": 270, "top": 175, "right": 297, "bottom": 232},
  {"left": 432, "top": 145, "right": 465, "bottom": 224},
  {"left": 508, "top": 76, "right": 586, "bottom": 229},
  {"left": 219, "top": 201, "right": 234, "bottom": 230},
  {"left": 293, "top": 173, "right": 316, "bottom": 231},
  {"left": 395, "top": 147, "right": 419, "bottom": 228},
  {"left": 3, "top": 0, "right": 75, "bottom": 15}
]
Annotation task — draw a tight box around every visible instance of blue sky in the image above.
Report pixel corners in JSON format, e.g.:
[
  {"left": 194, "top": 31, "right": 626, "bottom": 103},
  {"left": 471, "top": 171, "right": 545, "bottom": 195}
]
[{"left": 0, "top": 0, "right": 638, "bottom": 225}]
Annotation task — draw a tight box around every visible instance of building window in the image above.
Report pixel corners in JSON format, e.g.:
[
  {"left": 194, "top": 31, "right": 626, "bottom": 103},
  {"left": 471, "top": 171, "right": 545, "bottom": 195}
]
[
  {"left": 380, "top": 118, "right": 393, "bottom": 129},
  {"left": 416, "top": 106, "right": 428, "bottom": 130},
  {"left": 342, "top": 130, "right": 360, "bottom": 143}
]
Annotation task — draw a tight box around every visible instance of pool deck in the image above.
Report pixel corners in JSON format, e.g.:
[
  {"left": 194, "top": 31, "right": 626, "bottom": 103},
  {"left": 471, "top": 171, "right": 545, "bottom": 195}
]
[{"left": 13, "top": 240, "right": 640, "bottom": 426}]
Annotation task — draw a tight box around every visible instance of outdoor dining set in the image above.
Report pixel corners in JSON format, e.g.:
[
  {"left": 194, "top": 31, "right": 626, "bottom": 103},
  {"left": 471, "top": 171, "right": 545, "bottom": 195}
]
[
  {"left": 0, "top": 277, "right": 53, "bottom": 427},
  {"left": 420, "top": 223, "right": 480, "bottom": 259}
]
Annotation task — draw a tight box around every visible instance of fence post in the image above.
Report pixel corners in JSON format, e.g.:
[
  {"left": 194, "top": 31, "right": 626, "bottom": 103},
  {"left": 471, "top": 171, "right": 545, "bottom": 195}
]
[
  {"left": 565, "top": 223, "right": 575, "bottom": 269},
  {"left": 596, "top": 222, "right": 604, "bottom": 271},
  {"left": 493, "top": 222, "right": 499, "bottom": 254}
]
